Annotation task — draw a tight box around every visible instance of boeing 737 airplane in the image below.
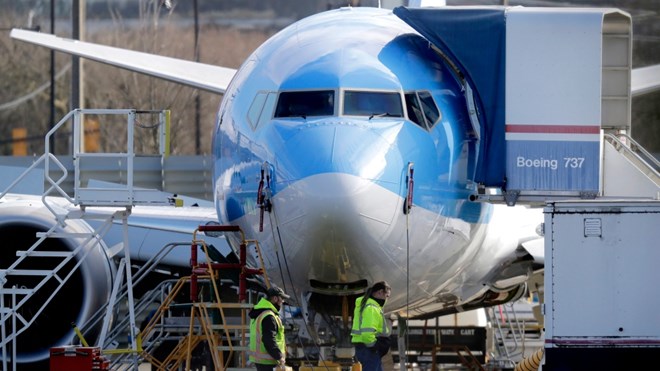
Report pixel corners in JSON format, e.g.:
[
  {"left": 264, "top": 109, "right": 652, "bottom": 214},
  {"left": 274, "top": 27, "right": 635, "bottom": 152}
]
[{"left": 4, "top": 4, "right": 660, "bottom": 369}]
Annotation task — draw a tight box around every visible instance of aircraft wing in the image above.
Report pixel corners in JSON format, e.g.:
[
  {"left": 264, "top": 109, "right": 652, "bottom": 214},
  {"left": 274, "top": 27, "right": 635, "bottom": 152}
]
[
  {"left": 13, "top": 28, "right": 659, "bottom": 101},
  {"left": 10, "top": 29, "right": 236, "bottom": 94},
  {"left": 631, "top": 64, "right": 660, "bottom": 97}
]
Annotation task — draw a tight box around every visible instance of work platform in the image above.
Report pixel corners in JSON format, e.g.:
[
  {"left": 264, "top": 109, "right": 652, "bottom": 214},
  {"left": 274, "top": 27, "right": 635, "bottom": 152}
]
[
  {"left": 0, "top": 154, "right": 214, "bottom": 203},
  {"left": 0, "top": 109, "right": 231, "bottom": 371}
]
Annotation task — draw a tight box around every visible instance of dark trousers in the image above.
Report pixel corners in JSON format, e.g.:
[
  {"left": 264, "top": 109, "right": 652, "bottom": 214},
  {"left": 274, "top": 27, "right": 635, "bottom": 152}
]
[
  {"left": 255, "top": 363, "right": 277, "bottom": 371},
  {"left": 355, "top": 344, "right": 384, "bottom": 371}
]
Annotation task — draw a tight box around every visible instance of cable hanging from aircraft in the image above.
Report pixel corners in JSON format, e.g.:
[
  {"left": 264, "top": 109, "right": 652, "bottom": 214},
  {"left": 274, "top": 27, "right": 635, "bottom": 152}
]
[
  {"left": 403, "top": 162, "right": 414, "bottom": 215},
  {"left": 257, "top": 161, "right": 273, "bottom": 232},
  {"left": 402, "top": 161, "right": 415, "bottom": 367}
]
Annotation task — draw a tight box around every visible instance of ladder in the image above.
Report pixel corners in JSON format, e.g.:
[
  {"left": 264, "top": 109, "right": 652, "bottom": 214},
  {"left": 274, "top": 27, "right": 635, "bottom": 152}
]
[
  {"left": 140, "top": 225, "right": 270, "bottom": 370},
  {"left": 0, "top": 109, "right": 170, "bottom": 370},
  {"left": 430, "top": 344, "right": 485, "bottom": 371}
]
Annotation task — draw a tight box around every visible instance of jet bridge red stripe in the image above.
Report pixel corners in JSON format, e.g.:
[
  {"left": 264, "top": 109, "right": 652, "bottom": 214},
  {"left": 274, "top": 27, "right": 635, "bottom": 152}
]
[
  {"left": 506, "top": 125, "right": 600, "bottom": 134},
  {"left": 546, "top": 338, "right": 660, "bottom": 346}
]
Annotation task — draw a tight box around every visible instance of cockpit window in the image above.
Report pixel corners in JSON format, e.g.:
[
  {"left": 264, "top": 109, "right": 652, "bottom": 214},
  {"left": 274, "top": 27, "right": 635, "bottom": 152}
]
[
  {"left": 404, "top": 91, "right": 441, "bottom": 130},
  {"left": 274, "top": 90, "right": 335, "bottom": 118},
  {"left": 418, "top": 91, "right": 441, "bottom": 127},
  {"left": 405, "top": 93, "right": 425, "bottom": 128},
  {"left": 343, "top": 91, "right": 403, "bottom": 118}
]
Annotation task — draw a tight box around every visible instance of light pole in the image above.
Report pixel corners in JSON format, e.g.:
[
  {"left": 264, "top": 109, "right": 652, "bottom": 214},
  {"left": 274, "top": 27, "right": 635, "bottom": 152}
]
[
  {"left": 49, "top": 0, "right": 55, "bottom": 153},
  {"left": 71, "top": 0, "right": 85, "bottom": 112},
  {"left": 194, "top": 0, "right": 201, "bottom": 155}
]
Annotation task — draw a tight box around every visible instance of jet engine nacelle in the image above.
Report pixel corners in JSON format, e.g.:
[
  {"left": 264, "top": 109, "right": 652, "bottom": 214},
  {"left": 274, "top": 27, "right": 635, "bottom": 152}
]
[{"left": 0, "top": 199, "right": 114, "bottom": 369}]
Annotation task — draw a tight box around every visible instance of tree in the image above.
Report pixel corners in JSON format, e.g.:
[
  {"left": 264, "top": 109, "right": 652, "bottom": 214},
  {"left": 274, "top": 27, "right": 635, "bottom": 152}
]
[{"left": 1, "top": 0, "right": 272, "bottom": 156}]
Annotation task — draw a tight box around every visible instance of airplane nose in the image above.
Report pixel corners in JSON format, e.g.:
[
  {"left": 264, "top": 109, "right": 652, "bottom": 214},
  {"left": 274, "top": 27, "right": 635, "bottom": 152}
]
[{"left": 262, "top": 120, "right": 407, "bottom": 257}]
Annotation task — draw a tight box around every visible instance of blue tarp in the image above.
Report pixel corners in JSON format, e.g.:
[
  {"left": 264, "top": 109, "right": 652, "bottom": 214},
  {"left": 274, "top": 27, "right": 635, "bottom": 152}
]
[{"left": 393, "top": 6, "right": 507, "bottom": 187}]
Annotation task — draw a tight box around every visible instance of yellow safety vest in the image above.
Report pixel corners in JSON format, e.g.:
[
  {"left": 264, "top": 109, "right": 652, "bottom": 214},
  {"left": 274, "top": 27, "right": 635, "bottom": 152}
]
[
  {"left": 249, "top": 298, "right": 285, "bottom": 365},
  {"left": 351, "top": 296, "right": 390, "bottom": 347}
]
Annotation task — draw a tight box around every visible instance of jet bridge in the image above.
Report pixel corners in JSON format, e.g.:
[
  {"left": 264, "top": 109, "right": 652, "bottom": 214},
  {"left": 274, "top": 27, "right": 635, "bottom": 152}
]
[
  {"left": 397, "top": 7, "right": 660, "bottom": 369},
  {"left": 395, "top": 6, "right": 659, "bottom": 205}
]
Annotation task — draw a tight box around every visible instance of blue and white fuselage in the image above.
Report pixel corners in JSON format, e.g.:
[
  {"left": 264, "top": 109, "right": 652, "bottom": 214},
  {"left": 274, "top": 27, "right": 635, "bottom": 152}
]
[
  {"left": 10, "top": 4, "right": 660, "bottom": 366},
  {"left": 214, "top": 7, "right": 529, "bottom": 316}
]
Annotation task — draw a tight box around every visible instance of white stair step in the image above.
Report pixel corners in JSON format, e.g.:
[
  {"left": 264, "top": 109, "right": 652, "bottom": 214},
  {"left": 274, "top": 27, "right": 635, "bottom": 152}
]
[
  {"left": 1, "top": 269, "right": 54, "bottom": 276},
  {"left": 16, "top": 251, "right": 73, "bottom": 257}
]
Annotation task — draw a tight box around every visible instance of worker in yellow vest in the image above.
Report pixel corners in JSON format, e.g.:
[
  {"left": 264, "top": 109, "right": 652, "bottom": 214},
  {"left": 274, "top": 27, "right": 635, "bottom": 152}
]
[
  {"left": 351, "top": 281, "right": 392, "bottom": 371},
  {"left": 249, "top": 286, "right": 290, "bottom": 370}
]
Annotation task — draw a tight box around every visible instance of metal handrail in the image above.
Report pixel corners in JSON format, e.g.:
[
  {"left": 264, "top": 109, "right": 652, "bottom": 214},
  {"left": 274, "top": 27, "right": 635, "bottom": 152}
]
[
  {"left": 614, "top": 132, "right": 659, "bottom": 169},
  {"left": 1, "top": 108, "right": 172, "bottom": 370},
  {"left": 604, "top": 132, "right": 660, "bottom": 176},
  {"left": 486, "top": 303, "right": 531, "bottom": 363},
  {"left": 78, "top": 241, "right": 192, "bottom": 340}
]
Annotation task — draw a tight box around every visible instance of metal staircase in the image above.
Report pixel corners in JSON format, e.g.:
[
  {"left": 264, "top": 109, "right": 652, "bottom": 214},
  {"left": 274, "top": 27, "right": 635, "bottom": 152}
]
[
  {"left": 485, "top": 299, "right": 544, "bottom": 369},
  {"left": 602, "top": 132, "right": 660, "bottom": 199},
  {"left": 0, "top": 207, "right": 122, "bottom": 367},
  {"left": 0, "top": 109, "right": 171, "bottom": 370}
]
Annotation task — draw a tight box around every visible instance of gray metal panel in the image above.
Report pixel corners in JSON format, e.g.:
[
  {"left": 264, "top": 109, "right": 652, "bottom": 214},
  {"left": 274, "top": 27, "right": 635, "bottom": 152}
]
[
  {"left": 77, "top": 156, "right": 162, "bottom": 189},
  {"left": 631, "top": 64, "right": 660, "bottom": 97},
  {"left": 163, "top": 155, "right": 214, "bottom": 201},
  {"left": 545, "top": 201, "right": 660, "bottom": 341},
  {"left": 0, "top": 155, "right": 213, "bottom": 201}
]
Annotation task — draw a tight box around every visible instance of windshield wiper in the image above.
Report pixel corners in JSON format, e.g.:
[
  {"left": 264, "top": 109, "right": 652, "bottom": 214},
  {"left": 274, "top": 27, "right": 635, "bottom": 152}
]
[{"left": 369, "top": 112, "right": 396, "bottom": 120}]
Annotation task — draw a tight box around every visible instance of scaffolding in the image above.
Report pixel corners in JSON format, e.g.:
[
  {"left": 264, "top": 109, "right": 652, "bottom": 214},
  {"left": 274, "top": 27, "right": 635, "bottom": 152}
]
[
  {"left": 0, "top": 108, "right": 171, "bottom": 370},
  {"left": 140, "top": 225, "right": 269, "bottom": 370}
]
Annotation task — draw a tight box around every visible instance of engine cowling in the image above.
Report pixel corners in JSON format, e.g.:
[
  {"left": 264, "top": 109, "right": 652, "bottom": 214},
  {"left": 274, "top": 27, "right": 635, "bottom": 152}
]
[{"left": 0, "top": 198, "right": 114, "bottom": 369}]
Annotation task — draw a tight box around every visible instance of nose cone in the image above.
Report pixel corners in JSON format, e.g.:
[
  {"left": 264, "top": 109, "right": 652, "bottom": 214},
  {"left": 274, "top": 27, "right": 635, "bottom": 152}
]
[
  {"left": 271, "top": 172, "right": 402, "bottom": 285},
  {"left": 262, "top": 119, "right": 408, "bottom": 284}
]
